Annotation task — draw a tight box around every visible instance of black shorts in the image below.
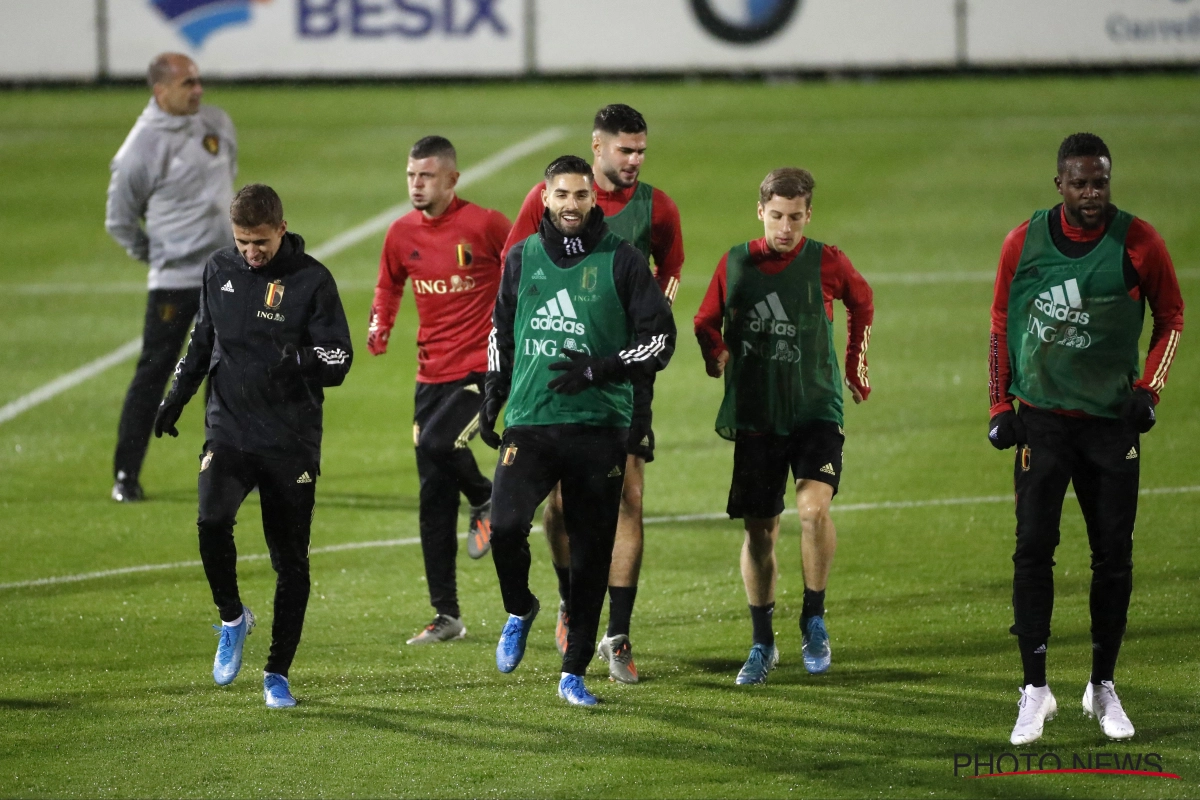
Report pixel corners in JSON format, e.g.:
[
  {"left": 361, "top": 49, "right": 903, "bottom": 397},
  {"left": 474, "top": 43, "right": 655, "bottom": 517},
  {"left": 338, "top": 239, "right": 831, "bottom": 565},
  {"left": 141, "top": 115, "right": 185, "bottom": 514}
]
[
  {"left": 627, "top": 426, "right": 654, "bottom": 463},
  {"left": 726, "top": 421, "right": 845, "bottom": 519}
]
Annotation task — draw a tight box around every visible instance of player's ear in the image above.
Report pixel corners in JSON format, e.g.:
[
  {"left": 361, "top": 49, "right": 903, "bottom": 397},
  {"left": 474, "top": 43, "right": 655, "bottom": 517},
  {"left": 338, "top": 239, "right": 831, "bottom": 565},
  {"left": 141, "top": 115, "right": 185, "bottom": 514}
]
[
  {"left": 448, "top": 170, "right": 460, "bottom": 189},
  {"left": 1054, "top": 174, "right": 1064, "bottom": 196},
  {"left": 756, "top": 202, "right": 765, "bottom": 222},
  {"left": 591, "top": 133, "right": 603, "bottom": 159},
  {"left": 279, "top": 220, "right": 288, "bottom": 236}
]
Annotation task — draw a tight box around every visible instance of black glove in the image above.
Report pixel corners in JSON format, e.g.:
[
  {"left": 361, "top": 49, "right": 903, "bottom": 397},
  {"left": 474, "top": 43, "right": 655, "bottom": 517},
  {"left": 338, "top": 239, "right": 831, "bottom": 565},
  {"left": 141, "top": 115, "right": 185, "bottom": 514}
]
[
  {"left": 1121, "top": 388, "right": 1156, "bottom": 433},
  {"left": 154, "top": 396, "right": 184, "bottom": 438},
  {"left": 478, "top": 392, "right": 503, "bottom": 450},
  {"left": 547, "top": 349, "right": 622, "bottom": 395},
  {"left": 268, "top": 343, "right": 308, "bottom": 380},
  {"left": 988, "top": 410, "right": 1026, "bottom": 450}
]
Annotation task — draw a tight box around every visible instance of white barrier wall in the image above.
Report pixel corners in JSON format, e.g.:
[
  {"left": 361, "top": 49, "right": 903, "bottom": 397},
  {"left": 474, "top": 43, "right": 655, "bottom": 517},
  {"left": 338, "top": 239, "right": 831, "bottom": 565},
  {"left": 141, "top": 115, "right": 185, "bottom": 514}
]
[
  {"left": 0, "top": 0, "right": 98, "bottom": 80},
  {"left": 1, "top": 0, "right": 1198, "bottom": 79},
  {"left": 536, "top": 0, "right": 958, "bottom": 72},
  {"left": 969, "top": 0, "right": 1200, "bottom": 65},
  {"left": 106, "top": 0, "right": 525, "bottom": 78}
]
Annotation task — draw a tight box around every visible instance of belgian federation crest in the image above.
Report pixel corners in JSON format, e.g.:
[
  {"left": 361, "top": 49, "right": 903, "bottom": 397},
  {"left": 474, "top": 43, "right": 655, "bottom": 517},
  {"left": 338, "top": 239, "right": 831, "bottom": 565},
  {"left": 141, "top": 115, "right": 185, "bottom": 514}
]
[
  {"left": 202, "top": 134, "right": 220, "bottom": 155},
  {"left": 264, "top": 281, "right": 285, "bottom": 309},
  {"left": 581, "top": 265, "right": 598, "bottom": 291},
  {"left": 456, "top": 243, "right": 473, "bottom": 268}
]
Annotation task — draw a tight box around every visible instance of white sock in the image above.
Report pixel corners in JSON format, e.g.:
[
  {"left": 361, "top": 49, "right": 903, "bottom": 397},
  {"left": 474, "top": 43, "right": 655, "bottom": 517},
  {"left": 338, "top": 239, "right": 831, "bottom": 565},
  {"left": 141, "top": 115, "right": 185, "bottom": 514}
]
[{"left": 223, "top": 614, "right": 243, "bottom": 627}]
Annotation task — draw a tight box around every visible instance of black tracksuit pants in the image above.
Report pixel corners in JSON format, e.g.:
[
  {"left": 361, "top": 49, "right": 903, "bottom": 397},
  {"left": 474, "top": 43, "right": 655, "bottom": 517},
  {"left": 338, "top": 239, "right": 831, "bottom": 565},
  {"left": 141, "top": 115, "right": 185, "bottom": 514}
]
[
  {"left": 1011, "top": 406, "right": 1139, "bottom": 648},
  {"left": 413, "top": 374, "right": 493, "bottom": 619},
  {"left": 114, "top": 288, "right": 201, "bottom": 482},
  {"left": 197, "top": 444, "right": 317, "bottom": 677},
  {"left": 490, "top": 424, "right": 627, "bottom": 676}
]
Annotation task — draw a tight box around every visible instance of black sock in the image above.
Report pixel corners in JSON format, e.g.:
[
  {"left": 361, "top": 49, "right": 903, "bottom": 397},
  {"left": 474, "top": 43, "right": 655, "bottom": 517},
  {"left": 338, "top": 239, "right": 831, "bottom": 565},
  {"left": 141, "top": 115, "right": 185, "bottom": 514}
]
[
  {"left": 800, "top": 588, "right": 825, "bottom": 628},
  {"left": 1090, "top": 636, "right": 1122, "bottom": 684},
  {"left": 606, "top": 585, "right": 638, "bottom": 638},
  {"left": 749, "top": 603, "right": 775, "bottom": 647},
  {"left": 554, "top": 566, "right": 570, "bottom": 604},
  {"left": 1018, "top": 636, "right": 1048, "bottom": 687}
]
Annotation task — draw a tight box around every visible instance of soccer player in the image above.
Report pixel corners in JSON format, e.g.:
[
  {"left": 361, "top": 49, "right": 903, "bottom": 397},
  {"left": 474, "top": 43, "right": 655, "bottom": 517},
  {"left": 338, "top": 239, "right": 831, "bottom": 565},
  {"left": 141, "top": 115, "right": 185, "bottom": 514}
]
[
  {"left": 502, "top": 104, "right": 684, "bottom": 682},
  {"left": 105, "top": 53, "right": 237, "bottom": 502},
  {"left": 367, "top": 136, "right": 511, "bottom": 645},
  {"left": 480, "top": 155, "right": 676, "bottom": 706},
  {"left": 694, "top": 168, "right": 873, "bottom": 685},
  {"left": 989, "top": 133, "right": 1184, "bottom": 745},
  {"left": 154, "top": 184, "right": 353, "bottom": 708}
]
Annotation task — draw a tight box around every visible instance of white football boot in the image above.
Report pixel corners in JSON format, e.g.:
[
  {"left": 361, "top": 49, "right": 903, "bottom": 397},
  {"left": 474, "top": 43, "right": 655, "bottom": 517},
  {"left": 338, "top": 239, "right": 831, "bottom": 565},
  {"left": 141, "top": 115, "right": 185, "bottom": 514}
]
[
  {"left": 1010, "top": 684, "right": 1057, "bottom": 745},
  {"left": 1082, "top": 681, "right": 1135, "bottom": 740}
]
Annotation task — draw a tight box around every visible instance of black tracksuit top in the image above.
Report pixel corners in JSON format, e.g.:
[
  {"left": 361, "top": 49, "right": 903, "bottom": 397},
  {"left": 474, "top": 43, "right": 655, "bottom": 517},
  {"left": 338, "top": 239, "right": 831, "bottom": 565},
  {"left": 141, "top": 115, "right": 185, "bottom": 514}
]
[{"left": 169, "top": 232, "right": 353, "bottom": 462}]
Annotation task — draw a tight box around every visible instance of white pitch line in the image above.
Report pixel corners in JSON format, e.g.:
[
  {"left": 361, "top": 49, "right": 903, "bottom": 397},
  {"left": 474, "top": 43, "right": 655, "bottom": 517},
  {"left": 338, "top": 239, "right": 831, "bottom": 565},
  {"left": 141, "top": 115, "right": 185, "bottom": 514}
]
[
  {"left": 0, "top": 338, "right": 143, "bottom": 425},
  {"left": 3, "top": 485, "right": 1197, "bottom": 592},
  {"left": 0, "top": 127, "right": 569, "bottom": 428}
]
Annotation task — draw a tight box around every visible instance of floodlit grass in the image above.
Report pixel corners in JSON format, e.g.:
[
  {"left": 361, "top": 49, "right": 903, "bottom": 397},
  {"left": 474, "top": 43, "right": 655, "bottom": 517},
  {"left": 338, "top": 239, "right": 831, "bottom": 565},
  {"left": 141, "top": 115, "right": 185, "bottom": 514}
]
[{"left": 1, "top": 75, "right": 1198, "bottom": 798}]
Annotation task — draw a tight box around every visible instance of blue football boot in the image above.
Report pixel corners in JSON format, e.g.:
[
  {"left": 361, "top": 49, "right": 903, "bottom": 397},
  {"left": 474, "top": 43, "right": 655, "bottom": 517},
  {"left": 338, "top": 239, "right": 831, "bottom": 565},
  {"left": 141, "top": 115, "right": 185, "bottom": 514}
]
[
  {"left": 495, "top": 596, "right": 539, "bottom": 673},
  {"left": 802, "top": 615, "right": 832, "bottom": 674},
  {"left": 558, "top": 673, "right": 599, "bottom": 706},
  {"left": 735, "top": 642, "right": 779, "bottom": 685},
  {"left": 263, "top": 672, "right": 297, "bottom": 709},
  {"left": 212, "top": 606, "right": 255, "bottom": 686}
]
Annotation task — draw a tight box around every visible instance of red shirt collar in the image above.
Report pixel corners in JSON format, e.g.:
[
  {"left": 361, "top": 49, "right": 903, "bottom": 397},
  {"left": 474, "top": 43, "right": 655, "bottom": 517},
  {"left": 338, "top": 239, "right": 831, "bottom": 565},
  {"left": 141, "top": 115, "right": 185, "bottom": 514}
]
[
  {"left": 420, "top": 196, "right": 465, "bottom": 226},
  {"left": 594, "top": 182, "right": 637, "bottom": 204},
  {"left": 749, "top": 236, "right": 806, "bottom": 264}
]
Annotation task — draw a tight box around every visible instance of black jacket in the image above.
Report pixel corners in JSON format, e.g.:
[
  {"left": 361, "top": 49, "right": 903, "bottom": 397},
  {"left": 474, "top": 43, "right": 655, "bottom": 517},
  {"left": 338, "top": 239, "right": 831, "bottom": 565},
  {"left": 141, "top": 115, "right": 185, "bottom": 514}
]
[
  {"left": 487, "top": 208, "right": 676, "bottom": 424},
  {"left": 167, "top": 232, "right": 353, "bottom": 462}
]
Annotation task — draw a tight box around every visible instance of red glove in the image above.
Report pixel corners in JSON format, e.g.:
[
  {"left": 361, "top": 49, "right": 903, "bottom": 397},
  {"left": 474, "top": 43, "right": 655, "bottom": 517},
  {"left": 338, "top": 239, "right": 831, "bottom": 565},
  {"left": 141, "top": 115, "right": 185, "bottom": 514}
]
[{"left": 367, "top": 307, "right": 391, "bottom": 356}]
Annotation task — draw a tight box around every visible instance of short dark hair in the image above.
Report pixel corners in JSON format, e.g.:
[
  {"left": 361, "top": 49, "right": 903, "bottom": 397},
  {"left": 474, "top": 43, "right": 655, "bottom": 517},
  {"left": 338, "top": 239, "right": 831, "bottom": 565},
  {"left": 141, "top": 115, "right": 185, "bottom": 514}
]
[
  {"left": 147, "top": 52, "right": 187, "bottom": 89},
  {"left": 544, "top": 155, "right": 594, "bottom": 183},
  {"left": 1058, "top": 133, "right": 1111, "bottom": 173},
  {"left": 410, "top": 135, "right": 456, "bottom": 164},
  {"left": 230, "top": 184, "right": 284, "bottom": 228},
  {"left": 759, "top": 168, "right": 815, "bottom": 204},
  {"left": 593, "top": 104, "right": 647, "bottom": 137}
]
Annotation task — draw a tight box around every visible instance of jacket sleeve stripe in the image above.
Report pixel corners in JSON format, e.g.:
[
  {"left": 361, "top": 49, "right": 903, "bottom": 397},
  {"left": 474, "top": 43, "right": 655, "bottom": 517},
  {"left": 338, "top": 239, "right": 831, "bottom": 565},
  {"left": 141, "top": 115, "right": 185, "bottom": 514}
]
[{"left": 1149, "top": 328, "right": 1180, "bottom": 392}]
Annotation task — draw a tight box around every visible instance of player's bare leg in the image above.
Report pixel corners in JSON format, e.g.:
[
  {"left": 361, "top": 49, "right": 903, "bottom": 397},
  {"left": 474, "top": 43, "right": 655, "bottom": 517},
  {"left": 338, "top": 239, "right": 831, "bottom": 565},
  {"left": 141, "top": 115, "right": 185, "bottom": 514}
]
[
  {"left": 796, "top": 478, "right": 835, "bottom": 673},
  {"left": 737, "top": 515, "right": 781, "bottom": 683},
  {"left": 741, "top": 515, "right": 780, "bottom": 605},
  {"left": 543, "top": 483, "right": 572, "bottom": 654}
]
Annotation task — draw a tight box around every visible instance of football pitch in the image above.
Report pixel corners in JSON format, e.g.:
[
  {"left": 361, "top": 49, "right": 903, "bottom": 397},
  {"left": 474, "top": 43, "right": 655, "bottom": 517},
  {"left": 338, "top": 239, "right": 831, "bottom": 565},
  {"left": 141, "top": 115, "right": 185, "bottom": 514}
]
[{"left": 1, "top": 75, "right": 1198, "bottom": 798}]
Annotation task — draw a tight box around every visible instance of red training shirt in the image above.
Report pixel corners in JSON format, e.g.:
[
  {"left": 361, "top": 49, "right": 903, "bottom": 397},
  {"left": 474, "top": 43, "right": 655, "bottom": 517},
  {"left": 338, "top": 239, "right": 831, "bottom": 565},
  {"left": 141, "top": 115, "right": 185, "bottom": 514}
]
[
  {"left": 501, "top": 180, "right": 685, "bottom": 304},
  {"left": 989, "top": 205, "right": 1184, "bottom": 416},
  {"left": 369, "top": 196, "right": 511, "bottom": 383},
  {"left": 694, "top": 237, "right": 874, "bottom": 400}
]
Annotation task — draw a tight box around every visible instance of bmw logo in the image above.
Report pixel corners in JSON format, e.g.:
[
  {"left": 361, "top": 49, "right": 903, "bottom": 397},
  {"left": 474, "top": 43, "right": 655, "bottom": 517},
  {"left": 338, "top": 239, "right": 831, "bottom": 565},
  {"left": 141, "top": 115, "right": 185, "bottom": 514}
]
[{"left": 691, "top": 0, "right": 802, "bottom": 44}]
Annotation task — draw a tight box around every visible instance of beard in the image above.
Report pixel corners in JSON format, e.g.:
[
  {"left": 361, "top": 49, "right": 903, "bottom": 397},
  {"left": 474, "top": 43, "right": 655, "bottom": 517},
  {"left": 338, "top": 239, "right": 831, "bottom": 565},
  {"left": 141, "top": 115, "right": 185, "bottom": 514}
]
[
  {"left": 601, "top": 163, "right": 636, "bottom": 190},
  {"left": 550, "top": 208, "right": 586, "bottom": 236}
]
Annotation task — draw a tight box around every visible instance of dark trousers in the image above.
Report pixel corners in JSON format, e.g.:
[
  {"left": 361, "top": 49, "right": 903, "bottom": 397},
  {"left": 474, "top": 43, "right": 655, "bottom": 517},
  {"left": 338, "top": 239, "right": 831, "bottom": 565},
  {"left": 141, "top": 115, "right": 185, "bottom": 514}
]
[
  {"left": 114, "top": 288, "right": 201, "bottom": 482},
  {"left": 413, "top": 375, "right": 492, "bottom": 618},
  {"left": 1011, "top": 406, "right": 1139, "bottom": 645},
  {"left": 197, "top": 444, "right": 317, "bottom": 677},
  {"left": 490, "top": 425, "right": 627, "bottom": 675}
]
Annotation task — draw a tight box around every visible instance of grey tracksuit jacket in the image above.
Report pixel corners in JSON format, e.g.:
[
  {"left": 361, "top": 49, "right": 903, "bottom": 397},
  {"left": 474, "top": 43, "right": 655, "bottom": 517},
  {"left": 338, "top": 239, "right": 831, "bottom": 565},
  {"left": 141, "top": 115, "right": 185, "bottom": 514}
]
[{"left": 105, "top": 99, "right": 238, "bottom": 291}]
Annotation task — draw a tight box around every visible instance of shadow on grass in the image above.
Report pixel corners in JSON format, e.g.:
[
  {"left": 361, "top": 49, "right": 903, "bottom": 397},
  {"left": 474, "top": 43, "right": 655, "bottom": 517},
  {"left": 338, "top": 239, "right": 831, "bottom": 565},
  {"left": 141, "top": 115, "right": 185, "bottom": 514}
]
[{"left": 0, "top": 698, "right": 68, "bottom": 710}]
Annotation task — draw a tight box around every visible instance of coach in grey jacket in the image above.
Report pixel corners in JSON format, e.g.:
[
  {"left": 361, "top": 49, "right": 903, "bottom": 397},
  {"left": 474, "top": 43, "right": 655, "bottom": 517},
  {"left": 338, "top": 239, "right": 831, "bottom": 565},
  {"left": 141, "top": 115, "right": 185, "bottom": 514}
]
[{"left": 105, "top": 52, "right": 237, "bottom": 503}]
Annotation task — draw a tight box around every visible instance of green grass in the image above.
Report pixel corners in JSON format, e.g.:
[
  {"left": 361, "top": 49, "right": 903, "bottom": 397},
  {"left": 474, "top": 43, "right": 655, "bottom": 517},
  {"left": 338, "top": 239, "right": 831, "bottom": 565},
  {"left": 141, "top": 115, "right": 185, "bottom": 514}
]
[{"left": 1, "top": 75, "right": 1198, "bottom": 798}]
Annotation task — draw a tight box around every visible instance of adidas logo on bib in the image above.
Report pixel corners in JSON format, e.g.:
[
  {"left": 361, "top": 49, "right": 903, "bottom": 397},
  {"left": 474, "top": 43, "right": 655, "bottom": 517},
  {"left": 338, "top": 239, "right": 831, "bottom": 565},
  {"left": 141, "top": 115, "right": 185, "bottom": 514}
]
[
  {"left": 221, "top": 280, "right": 234, "bottom": 293},
  {"left": 296, "top": 471, "right": 313, "bottom": 484},
  {"left": 1034, "top": 278, "right": 1090, "bottom": 324},
  {"left": 531, "top": 289, "right": 586, "bottom": 334},
  {"left": 745, "top": 292, "right": 796, "bottom": 337},
  {"left": 531, "top": 267, "right": 547, "bottom": 280}
]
